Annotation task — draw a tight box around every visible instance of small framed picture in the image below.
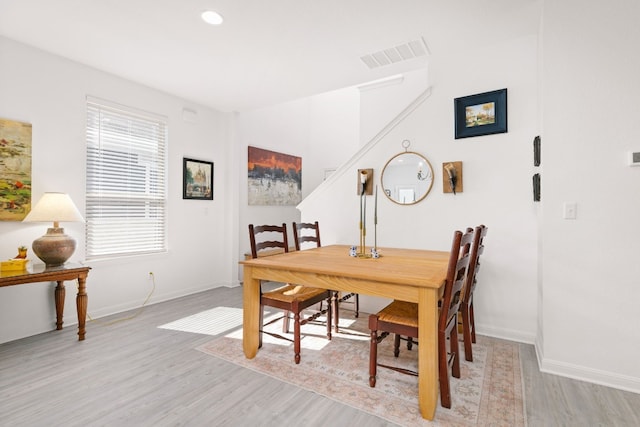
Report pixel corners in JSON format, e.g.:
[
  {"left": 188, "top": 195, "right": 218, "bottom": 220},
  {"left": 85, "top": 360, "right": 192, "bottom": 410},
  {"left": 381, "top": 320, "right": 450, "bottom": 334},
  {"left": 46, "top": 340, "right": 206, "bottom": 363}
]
[
  {"left": 454, "top": 88, "right": 507, "bottom": 139},
  {"left": 183, "top": 158, "right": 213, "bottom": 200}
]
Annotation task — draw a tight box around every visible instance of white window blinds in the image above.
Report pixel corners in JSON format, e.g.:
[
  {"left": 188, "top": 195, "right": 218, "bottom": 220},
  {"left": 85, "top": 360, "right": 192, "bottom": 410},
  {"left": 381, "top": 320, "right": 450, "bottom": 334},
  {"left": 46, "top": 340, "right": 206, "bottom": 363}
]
[{"left": 85, "top": 98, "right": 167, "bottom": 259}]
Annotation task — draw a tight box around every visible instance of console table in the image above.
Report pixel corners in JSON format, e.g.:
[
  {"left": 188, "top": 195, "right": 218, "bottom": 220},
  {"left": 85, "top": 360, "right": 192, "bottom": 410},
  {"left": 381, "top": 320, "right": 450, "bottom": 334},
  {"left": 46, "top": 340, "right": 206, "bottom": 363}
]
[{"left": 0, "top": 263, "right": 91, "bottom": 340}]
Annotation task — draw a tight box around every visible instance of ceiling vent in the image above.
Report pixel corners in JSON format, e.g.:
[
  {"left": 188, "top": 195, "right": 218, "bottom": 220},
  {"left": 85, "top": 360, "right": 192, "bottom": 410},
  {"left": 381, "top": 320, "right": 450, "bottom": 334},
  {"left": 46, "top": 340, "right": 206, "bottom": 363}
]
[{"left": 360, "top": 38, "right": 429, "bottom": 69}]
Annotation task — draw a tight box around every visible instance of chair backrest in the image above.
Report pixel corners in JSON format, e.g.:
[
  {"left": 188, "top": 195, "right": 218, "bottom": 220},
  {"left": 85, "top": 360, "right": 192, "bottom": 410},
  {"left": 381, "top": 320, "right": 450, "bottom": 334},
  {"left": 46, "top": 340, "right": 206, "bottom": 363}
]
[
  {"left": 248, "top": 223, "right": 289, "bottom": 259},
  {"left": 462, "top": 225, "right": 488, "bottom": 304},
  {"left": 439, "top": 228, "right": 474, "bottom": 331},
  {"left": 292, "top": 221, "right": 321, "bottom": 251}
]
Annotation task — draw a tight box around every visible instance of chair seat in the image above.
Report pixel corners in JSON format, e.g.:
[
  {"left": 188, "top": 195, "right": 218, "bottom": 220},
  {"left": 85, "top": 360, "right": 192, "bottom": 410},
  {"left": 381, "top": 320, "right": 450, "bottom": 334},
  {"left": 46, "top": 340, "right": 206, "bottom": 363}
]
[
  {"left": 264, "top": 285, "right": 329, "bottom": 303},
  {"left": 377, "top": 301, "right": 419, "bottom": 328}
]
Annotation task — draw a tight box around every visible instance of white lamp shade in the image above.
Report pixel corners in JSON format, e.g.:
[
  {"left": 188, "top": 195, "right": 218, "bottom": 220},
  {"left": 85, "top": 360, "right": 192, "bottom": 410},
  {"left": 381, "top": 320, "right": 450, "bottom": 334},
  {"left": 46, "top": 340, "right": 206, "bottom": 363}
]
[{"left": 23, "top": 192, "right": 84, "bottom": 223}]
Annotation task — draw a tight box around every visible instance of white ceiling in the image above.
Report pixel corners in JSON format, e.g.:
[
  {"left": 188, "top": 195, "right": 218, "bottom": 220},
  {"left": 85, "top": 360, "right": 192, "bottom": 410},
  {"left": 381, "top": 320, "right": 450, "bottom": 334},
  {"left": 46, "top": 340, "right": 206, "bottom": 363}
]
[{"left": 0, "top": 1, "right": 540, "bottom": 112}]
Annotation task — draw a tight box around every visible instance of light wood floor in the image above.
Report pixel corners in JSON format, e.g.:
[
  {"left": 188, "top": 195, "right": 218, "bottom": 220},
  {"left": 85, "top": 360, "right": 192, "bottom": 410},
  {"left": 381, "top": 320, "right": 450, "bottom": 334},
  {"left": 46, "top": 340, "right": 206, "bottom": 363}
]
[{"left": 1, "top": 287, "right": 639, "bottom": 426}]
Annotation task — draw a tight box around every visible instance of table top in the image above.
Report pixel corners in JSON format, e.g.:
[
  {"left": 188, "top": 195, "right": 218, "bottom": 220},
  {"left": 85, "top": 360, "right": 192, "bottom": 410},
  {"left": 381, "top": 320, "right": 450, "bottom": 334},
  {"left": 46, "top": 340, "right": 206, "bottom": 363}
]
[
  {"left": 240, "top": 244, "right": 450, "bottom": 289},
  {"left": 0, "top": 262, "right": 91, "bottom": 285}
]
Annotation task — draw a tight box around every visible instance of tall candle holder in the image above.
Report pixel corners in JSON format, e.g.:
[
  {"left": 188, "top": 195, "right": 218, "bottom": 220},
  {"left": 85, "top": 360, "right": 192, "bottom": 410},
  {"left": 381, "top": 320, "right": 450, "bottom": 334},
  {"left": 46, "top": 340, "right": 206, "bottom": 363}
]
[
  {"left": 353, "top": 170, "right": 380, "bottom": 259},
  {"left": 358, "top": 170, "right": 370, "bottom": 257},
  {"left": 374, "top": 185, "right": 378, "bottom": 252}
]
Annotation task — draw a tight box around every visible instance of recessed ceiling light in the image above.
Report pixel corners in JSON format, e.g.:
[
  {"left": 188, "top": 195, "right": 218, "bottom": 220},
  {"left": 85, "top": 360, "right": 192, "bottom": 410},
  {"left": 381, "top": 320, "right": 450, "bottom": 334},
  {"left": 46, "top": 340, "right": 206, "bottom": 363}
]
[{"left": 201, "top": 10, "right": 223, "bottom": 26}]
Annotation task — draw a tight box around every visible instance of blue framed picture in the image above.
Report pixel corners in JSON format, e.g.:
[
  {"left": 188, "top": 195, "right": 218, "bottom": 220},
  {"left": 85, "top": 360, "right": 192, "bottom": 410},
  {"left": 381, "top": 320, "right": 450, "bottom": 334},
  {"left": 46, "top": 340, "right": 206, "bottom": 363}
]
[{"left": 454, "top": 88, "right": 507, "bottom": 139}]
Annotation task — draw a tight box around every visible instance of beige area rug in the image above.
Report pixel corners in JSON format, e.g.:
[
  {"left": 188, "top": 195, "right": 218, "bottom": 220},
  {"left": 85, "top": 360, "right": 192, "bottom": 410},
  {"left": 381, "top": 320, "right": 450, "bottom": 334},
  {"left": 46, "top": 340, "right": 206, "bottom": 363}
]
[{"left": 196, "top": 313, "right": 525, "bottom": 427}]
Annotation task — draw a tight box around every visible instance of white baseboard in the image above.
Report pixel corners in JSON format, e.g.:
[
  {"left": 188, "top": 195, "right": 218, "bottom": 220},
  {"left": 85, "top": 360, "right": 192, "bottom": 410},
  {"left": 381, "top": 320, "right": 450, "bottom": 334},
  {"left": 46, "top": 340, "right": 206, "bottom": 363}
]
[
  {"left": 538, "top": 356, "right": 640, "bottom": 395},
  {"left": 76, "top": 281, "right": 236, "bottom": 324},
  {"left": 476, "top": 323, "right": 536, "bottom": 345}
]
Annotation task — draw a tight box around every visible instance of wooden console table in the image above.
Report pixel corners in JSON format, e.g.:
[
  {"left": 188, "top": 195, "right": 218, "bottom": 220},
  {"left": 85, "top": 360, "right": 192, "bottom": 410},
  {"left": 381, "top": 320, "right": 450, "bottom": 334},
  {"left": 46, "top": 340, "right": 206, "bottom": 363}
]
[{"left": 0, "top": 263, "right": 91, "bottom": 340}]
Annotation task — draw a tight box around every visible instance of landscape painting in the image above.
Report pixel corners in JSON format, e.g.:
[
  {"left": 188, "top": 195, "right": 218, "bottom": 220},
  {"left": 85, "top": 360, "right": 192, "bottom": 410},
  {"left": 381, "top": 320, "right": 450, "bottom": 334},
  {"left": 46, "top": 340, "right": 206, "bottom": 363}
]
[
  {"left": 0, "top": 118, "right": 32, "bottom": 220},
  {"left": 465, "top": 102, "right": 496, "bottom": 127},
  {"left": 248, "top": 146, "right": 301, "bottom": 206}
]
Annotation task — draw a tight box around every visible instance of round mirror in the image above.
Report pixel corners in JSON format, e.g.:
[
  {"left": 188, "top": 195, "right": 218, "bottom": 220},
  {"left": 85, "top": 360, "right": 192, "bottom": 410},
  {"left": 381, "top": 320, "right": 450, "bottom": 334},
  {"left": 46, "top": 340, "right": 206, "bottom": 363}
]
[{"left": 381, "top": 151, "right": 434, "bottom": 205}]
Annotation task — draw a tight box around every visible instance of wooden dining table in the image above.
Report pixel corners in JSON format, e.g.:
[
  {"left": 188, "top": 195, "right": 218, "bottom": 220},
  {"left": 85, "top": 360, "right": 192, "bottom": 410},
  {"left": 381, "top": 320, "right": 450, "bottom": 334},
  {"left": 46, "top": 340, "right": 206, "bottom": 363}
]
[{"left": 240, "top": 244, "right": 450, "bottom": 420}]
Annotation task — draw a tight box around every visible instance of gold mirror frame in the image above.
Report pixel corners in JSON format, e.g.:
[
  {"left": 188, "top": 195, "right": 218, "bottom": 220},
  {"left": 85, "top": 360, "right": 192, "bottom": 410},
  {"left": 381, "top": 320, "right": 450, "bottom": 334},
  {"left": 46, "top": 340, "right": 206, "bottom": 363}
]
[{"left": 381, "top": 151, "right": 434, "bottom": 205}]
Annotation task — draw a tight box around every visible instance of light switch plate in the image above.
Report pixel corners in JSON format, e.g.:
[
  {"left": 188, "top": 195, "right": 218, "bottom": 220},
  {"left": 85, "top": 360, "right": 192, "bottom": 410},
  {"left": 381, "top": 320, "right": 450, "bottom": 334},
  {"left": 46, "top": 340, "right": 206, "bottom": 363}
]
[
  {"left": 629, "top": 151, "right": 640, "bottom": 166},
  {"left": 563, "top": 202, "right": 577, "bottom": 220}
]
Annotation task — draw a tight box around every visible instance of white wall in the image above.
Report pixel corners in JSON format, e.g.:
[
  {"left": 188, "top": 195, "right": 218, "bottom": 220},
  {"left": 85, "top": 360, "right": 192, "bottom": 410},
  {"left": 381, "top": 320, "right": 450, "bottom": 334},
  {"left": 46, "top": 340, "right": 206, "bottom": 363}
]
[
  {"left": 299, "top": 35, "right": 539, "bottom": 343},
  {"left": 359, "top": 70, "right": 429, "bottom": 146},
  {"left": 234, "top": 88, "right": 360, "bottom": 279},
  {"left": 0, "top": 37, "right": 234, "bottom": 344},
  {"left": 539, "top": 1, "right": 640, "bottom": 391}
]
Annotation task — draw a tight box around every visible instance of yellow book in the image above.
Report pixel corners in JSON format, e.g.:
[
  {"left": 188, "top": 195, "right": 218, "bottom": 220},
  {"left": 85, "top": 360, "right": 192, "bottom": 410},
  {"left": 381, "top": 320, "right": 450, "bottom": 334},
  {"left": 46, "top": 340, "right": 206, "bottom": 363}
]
[{"left": 0, "top": 258, "right": 29, "bottom": 271}]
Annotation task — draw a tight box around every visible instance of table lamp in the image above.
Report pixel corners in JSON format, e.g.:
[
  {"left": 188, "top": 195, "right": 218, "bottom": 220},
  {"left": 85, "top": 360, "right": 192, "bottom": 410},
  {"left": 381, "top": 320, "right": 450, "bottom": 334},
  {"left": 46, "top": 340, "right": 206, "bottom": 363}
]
[{"left": 23, "top": 192, "right": 84, "bottom": 267}]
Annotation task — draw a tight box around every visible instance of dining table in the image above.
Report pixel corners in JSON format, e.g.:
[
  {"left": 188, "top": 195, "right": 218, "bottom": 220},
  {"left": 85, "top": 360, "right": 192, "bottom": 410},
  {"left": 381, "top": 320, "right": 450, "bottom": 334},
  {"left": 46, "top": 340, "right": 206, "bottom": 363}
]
[{"left": 240, "top": 244, "right": 450, "bottom": 420}]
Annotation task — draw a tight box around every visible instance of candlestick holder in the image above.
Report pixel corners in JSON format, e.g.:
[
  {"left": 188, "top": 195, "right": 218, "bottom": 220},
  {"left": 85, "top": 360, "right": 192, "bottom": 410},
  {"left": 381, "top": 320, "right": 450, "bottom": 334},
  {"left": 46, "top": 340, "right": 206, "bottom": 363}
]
[{"left": 358, "top": 169, "right": 371, "bottom": 257}]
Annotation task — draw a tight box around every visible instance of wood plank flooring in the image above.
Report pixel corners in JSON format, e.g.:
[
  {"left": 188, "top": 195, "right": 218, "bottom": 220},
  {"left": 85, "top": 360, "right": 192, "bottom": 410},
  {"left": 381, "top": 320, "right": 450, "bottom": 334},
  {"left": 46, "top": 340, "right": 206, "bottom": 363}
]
[{"left": 1, "top": 286, "right": 639, "bottom": 426}]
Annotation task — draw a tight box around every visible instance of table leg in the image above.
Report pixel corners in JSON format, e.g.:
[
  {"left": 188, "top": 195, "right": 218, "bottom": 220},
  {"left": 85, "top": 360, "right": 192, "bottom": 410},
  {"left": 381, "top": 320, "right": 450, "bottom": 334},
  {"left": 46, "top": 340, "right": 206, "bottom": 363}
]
[
  {"left": 243, "top": 266, "right": 260, "bottom": 359},
  {"left": 418, "top": 287, "right": 439, "bottom": 421},
  {"left": 55, "top": 281, "right": 65, "bottom": 330},
  {"left": 76, "top": 276, "right": 88, "bottom": 341}
]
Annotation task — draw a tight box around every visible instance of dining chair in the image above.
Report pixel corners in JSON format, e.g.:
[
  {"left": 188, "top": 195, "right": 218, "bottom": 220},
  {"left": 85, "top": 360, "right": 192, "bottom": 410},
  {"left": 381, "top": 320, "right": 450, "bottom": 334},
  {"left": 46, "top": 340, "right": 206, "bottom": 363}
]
[
  {"left": 293, "top": 221, "right": 359, "bottom": 332},
  {"left": 459, "top": 224, "right": 488, "bottom": 362},
  {"left": 368, "top": 228, "right": 473, "bottom": 409},
  {"left": 248, "top": 223, "right": 332, "bottom": 364}
]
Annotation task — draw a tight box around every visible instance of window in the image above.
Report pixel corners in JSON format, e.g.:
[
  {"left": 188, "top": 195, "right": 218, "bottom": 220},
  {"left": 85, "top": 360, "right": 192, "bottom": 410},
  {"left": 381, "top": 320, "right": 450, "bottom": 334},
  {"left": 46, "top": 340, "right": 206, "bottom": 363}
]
[{"left": 85, "top": 97, "right": 167, "bottom": 259}]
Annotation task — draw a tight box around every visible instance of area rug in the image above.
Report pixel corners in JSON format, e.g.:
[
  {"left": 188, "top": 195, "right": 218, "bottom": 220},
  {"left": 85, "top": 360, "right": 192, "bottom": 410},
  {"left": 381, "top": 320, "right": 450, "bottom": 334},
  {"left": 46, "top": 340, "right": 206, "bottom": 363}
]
[{"left": 196, "top": 313, "right": 524, "bottom": 427}]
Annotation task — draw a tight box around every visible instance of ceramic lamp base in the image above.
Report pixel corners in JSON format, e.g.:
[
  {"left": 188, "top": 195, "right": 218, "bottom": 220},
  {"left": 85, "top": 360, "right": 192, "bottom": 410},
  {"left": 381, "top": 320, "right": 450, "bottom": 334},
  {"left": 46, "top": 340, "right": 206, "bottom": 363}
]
[{"left": 32, "top": 227, "right": 76, "bottom": 267}]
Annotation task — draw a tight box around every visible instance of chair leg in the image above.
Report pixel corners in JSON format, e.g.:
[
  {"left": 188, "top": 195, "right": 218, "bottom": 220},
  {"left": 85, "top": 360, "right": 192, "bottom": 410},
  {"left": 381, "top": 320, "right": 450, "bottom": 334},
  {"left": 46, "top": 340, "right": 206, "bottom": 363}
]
[
  {"left": 293, "top": 310, "right": 301, "bottom": 364},
  {"left": 470, "top": 301, "right": 476, "bottom": 343},
  {"left": 407, "top": 336, "right": 414, "bottom": 351},
  {"left": 369, "top": 328, "right": 378, "bottom": 387},
  {"left": 354, "top": 294, "right": 359, "bottom": 318},
  {"left": 451, "top": 319, "right": 461, "bottom": 379},
  {"left": 438, "top": 329, "right": 451, "bottom": 409},
  {"left": 333, "top": 291, "right": 340, "bottom": 333},
  {"left": 326, "top": 294, "right": 332, "bottom": 341},
  {"left": 461, "top": 305, "right": 473, "bottom": 362},
  {"left": 393, "top": 334, "right": 401, "bottom": 357},
  {"left": 259, "top": 305, "right": 264, "bottom": 349}
]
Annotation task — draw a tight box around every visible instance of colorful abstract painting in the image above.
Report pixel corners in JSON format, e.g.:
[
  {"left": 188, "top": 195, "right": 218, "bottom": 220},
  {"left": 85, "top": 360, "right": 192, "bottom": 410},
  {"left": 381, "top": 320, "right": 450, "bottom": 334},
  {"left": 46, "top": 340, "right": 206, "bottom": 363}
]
[
  {"left": 248, "top": 146, "right": 301, "bottom": 206},
  {"left": 0, "top": 118, "right": 32, "bottom": 220}
]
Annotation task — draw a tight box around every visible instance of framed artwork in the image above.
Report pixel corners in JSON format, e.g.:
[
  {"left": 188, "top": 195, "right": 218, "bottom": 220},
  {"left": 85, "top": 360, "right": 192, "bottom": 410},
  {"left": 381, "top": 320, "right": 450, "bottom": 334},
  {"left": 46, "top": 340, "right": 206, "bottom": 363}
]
[
  {"left": 183, "top": 158, "right": 213, "bottom": 200},
  {"left": 454, "top": 88, "right": 507, "bottom": 139},
  {"left": 0, "top": 118, "right": 32, "bottom": 221},
  {"left": 247, "top": 146, "right": 302, "bottom": 206}
]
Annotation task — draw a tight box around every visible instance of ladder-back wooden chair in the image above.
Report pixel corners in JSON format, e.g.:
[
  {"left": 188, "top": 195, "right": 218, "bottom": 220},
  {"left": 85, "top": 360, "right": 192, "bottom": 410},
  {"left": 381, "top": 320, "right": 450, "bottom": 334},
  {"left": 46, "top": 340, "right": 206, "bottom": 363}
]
[
  {"left": 368, "top": 228, "right": 473, "bottom": 408},
  {"left": 293, "top": 221, "right": 359, "bottom": 332},
  {"left": 248, "top": 223, "right": 332, "bottom": 364},
  {"left": 459, "top": 224, "right": 488, "bottom": 362}
]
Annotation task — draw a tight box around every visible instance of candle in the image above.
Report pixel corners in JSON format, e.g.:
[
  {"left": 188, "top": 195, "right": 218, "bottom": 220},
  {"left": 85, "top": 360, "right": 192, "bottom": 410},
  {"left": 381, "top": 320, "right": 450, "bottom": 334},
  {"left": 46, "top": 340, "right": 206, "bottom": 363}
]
[
  {"left": 374, "top": 185, "right": 378, "bottom": 225},
  {"left": 362, "top": 191, "right": 366, "bottom": 233}
]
